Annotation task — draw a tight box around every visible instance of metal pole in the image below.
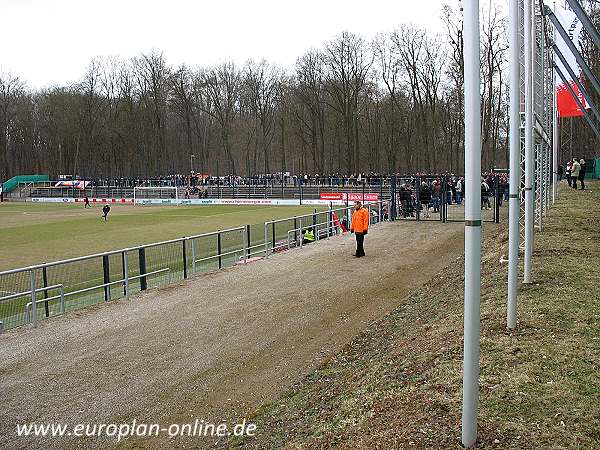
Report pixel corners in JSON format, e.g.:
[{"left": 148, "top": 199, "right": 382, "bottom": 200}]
[
  {"left": 552, "top": 67, "right": 558, "bottom": 204},
  {"left": 191, "top": 239, "right": 196, "bottom": 275},
  {"left": 30, "top": 269, "right": 37, "bottom": 328},
  {"left": 415, "top": 177, "right": 421, "bottom": 221},
  {"left": 217, "top": 232, "right": 222, "bottom": 269},
  {"left": 103, "top": 254, "right": 111, "bottom": 301},
  {"left": 264, "top": 223, "right": 269, "bottom": 257},
  {"left": 293, "top": 218, "right": 298, "bottom": 244},
  {"left": 494, "top": 175, "right": 500, "bottom": 224},
  {"left": 246, "top": 224, "right": 251, "bottom": 257},
  {"left": 139, "top": 247, "right": 147, "bottom": 290},
  {"left": 242, "top": 227, "right": 248, "bottom": 263},
  {"left": 59, "top": 285, "right": 65, "bottom": 314},
  {"left": 123, "top": 250, "right": 129, "bottom": 297},
  {"left": 272, "top": 222, "right": 276, "bottom": 250},
  {"left": 42, "top": 266, "right": 50, "bottom": 318},
  {"left": 182, "top": 239, "right": 188, "bottom": 278},
  {"left": 462, "top": 0, "right": 481, "bottom": 446},
  {"left": 524, "top": 0, "right": 535, "bottom": 285}
]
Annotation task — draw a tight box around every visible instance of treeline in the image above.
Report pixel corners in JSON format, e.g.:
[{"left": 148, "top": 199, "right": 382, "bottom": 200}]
[{"left": 0, "top": 3, "right": 511, "bottom": 180}]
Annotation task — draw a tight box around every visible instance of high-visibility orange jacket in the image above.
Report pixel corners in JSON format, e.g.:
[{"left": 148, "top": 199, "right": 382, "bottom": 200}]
[{"left": 351, "top": 207, "right": 369, "bottom": 233}]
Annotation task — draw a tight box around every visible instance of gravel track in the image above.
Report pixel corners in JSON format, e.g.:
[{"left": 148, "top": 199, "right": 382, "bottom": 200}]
[{"left": 0, "top": 221, "right": 463, "bottom": 449}]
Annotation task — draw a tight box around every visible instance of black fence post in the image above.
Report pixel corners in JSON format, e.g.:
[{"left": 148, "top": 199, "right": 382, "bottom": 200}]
[
  {"left": 139, "top": 247, "right": 147, "bottom": 290},
  {"left": 102, "top": 255, "right": 110, "bottom": 301},
  {"left": 390, "top": 175, "right": 397, "bottom": 221},
  {"left": 438, "top": 179, "right": 443, "bottom": 222},
  {"left": 415, "top": 177, "right": 422, "bottom": 221},
  {"left": 312, "top": 209, "right": 317, "bottom": 236},
  {"left": 299, "top": 179, "right": 303, "bottom": 205},
  {"left": 495, "top": 175, "right": 500, "bottom": 224},
  {"left": 182, "top": 239, "right": 188, "bottom": 279},
  {"left": 42, "top": 266, "right": 49, "bottom": 317},
  {"left": 121, "top": 252, "right": 127, "bottom": 296},
  {"left": 217, "top": 232, "right": 223, "bottom": 269},
  {"left": 443, "top": 179, "right": 448, "bottom": 223},
  {"left": 246, "top": 224, "right": 251, "bottom": 256}
]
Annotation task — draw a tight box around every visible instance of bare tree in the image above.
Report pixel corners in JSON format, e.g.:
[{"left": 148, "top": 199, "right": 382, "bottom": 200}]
[
  {"left": 201, "top": 62, "right": 241, "bottom": 174},
  {"left": 322, "top": 32, "right": 373, "bottom": 173},
  {"left": 244, "top": 60, "right": 281, "bottom": 174},
  {"left": 0, "top": 71, "right": 26, "bottom": 180}
]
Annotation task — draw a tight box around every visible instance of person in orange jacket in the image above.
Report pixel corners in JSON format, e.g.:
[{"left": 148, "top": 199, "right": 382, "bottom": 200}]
[{"left": 350, "top": 201, "right": 369, "bottom": 257}]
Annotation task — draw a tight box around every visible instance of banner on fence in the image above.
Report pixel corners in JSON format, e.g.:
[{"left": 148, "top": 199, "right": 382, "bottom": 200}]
[
  {"left": 75, "top": 198, "right": 134, "bottom": 204},
  {"left": 30, "top": 197, "right": 378, "bottom": 206},
  {"left": 30, "top": 197, "right": 134, "bottom": 204},
  {"left": 54, "top": 180, "right": 91, "bottom": 189},
  {"left": 319, "top": 193, "right": 343, "bottom": 201},
  {"left": 319, "top": 193, "right": 379, "bottom": 201},
  {"left": 347, "top": 193, "right": 379, "bottom": 201},
  {"left": 134, "top": 198, "right": 300, "bottom": 206},
  {"left": 31, "top": 197, "right": 75, "bottom": 203}
]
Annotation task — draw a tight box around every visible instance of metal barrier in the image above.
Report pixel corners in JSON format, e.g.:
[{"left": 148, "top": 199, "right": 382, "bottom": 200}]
[
  {"left": 0, "top": 202, "right": 392, "bottom": 332},
  {"left": 263, "top": 201, "right": 386, "bottom": 257},
  {"left": 0, "top": 226, "right": 248, "bottom": 331}
]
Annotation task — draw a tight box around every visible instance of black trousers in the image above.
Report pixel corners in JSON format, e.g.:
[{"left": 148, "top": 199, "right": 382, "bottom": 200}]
[{"left": 355, "top": 232, "right": 365, "bottom": 257}]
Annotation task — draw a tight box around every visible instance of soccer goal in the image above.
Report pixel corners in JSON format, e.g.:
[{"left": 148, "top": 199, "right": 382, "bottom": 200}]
[{"left": 133, "top": 186, "right": 179, "bottom": 203}]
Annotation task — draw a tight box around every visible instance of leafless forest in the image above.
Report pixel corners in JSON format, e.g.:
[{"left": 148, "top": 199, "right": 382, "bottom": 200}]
[{"left": 0, "top": 1, "right": 598, "bottom": 181}]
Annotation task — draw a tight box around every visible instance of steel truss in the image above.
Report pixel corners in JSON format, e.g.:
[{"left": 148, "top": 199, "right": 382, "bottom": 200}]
[{"left": 519, "top": 0, "right": 553, "bottom": 248}]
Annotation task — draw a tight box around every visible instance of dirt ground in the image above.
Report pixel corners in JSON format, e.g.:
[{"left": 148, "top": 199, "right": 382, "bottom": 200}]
[{"left": 0, "top": 220, "right": 463, "bottom": 449}]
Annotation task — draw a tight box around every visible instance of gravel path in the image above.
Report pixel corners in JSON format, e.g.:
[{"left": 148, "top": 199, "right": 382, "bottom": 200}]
[{"left": 0, "top": 221, "right": 463, "bottom": 448}]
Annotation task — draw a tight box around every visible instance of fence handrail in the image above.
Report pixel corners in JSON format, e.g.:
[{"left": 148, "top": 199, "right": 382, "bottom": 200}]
[{"left": 0, "top": 283, "right": 64, "bottom": 303}]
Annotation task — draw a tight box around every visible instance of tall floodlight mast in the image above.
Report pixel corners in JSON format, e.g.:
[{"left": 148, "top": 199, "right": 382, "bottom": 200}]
[
  {"left": 523, "top": 0, "right": 535, "bottom": 284},
  {"left": 461, "top": 0, "right": 482, "bottom": 446},
  {"left": 507, "top": 0, "right": 521, "bottom": 329}
]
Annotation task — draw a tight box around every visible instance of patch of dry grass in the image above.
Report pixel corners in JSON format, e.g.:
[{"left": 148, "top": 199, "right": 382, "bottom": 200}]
[{"left": 227, "top": 181, "right": 600, "bottom": 449}]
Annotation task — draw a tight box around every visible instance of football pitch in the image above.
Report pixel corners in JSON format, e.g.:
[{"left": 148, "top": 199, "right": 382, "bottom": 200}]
[{"left": 0, "top": 202, "right": 324, "bottom": 272}]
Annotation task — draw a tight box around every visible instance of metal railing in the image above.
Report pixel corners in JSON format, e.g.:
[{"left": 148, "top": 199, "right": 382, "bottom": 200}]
[
  {"left": 0, "top": 202, "right": 390, "bottom": 331},
  {"left": 0, "top": 226, "right": 248, "bottom": 330},
  {"left": 263, "top": 201, "right": 387, "bottom": 257}
]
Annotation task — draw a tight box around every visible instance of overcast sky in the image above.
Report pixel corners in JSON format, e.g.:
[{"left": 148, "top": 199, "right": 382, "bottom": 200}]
[{"left": 0, "top": 0, "right": 448, "bottom": 89}]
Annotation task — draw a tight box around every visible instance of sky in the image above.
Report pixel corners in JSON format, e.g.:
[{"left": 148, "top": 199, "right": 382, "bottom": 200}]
[{"left": 0, "top": 0, "right": 448, "bottom": 89}]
